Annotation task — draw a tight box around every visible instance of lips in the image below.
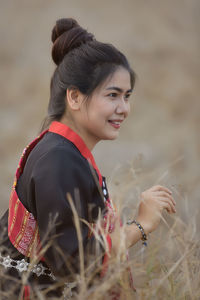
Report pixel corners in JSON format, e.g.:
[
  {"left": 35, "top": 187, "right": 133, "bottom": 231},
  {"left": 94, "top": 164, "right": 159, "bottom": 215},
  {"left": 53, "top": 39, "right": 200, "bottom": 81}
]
[{"left": 108, "top": 119, "right": 123, "bottom": 129}]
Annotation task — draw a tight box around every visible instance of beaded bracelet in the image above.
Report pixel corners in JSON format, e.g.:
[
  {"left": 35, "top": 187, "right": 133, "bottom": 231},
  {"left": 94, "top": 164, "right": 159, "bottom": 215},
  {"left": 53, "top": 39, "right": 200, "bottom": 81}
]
[{"left": 126, "top": 219, "right": 148, "bottom": 246}]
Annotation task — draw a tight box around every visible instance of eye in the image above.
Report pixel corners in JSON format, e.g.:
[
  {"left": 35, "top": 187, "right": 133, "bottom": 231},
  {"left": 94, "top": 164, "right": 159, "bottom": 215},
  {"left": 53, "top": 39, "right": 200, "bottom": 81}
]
[
  {"left": 108, "top": 93, "right": 118, "bottom": 98},
  {"left": 124, "top": 93, "right": 131, "bottom": 100}
]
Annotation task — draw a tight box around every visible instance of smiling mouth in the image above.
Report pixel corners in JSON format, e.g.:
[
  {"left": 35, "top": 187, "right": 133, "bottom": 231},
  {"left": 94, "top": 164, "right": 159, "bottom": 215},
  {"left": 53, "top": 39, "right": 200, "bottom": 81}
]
[{"left": 108, "top": 120, "right": 123, "bottom": 128}]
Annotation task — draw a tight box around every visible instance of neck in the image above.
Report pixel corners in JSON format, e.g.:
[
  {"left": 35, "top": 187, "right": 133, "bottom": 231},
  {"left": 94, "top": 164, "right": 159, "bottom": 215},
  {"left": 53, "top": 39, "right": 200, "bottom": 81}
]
[{"left": 59, "top": 116, "right": 98, "bottom": 151}]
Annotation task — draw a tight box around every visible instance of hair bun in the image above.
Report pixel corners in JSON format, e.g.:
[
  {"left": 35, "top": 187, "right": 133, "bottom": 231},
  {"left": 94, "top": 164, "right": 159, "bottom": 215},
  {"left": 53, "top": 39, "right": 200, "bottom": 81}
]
[
  {"left": 51, "top": 18, "right": 78, "bottom": 43},
  {"left": 51, "top": 18, "right": 94, "bottom": 65}
]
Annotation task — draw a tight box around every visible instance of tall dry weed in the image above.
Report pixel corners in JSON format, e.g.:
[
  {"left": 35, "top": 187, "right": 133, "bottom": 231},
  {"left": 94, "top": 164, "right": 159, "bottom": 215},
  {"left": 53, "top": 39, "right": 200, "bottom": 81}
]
[{"left": 0, "top": 158, "right": 199, "bottom": 299}]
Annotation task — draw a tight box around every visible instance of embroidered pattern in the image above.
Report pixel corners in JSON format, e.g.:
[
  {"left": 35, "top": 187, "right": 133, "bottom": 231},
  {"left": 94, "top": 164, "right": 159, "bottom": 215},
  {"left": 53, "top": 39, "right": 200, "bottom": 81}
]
[
  {"left": 8, "top": 192, "right": 40, "bottom": 257},
  {"left": 8, "top": 131, "right": 48, "bottom": 257}
]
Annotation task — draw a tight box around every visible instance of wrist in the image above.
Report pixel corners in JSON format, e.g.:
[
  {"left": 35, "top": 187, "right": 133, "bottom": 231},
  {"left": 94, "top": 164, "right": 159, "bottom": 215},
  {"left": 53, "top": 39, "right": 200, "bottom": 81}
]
[
  {"left": 136, "top": 217, "right": 151, "bottom": 235},
  {"left": 126, "top": 219, "right": 148, "bottom": 246}
]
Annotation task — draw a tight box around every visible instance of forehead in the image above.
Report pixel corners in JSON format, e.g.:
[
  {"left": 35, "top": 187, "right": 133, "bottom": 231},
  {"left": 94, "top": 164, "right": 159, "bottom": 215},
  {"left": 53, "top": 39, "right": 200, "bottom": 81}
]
[{"left": 102, "top": 67, "right": 131, "bottom": 91}]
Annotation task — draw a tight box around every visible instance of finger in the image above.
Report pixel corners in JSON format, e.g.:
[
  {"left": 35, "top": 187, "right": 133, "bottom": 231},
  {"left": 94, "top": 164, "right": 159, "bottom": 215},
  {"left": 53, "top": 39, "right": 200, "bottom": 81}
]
[
  {"left": 165, "top": 205, "right": 173, "bottom": 214},
  {"left": 159, "top": 201, "right": 173, "bottom": 214},
  {"left": 151, "top": 185, "right": 172, "bottom": 195},
  {"left": 158, "top": 197, "right": 176, "bottom": 213},
  {"left": 157, "top": 197, "right": 176, "bottom": 213},
  {"left": 153, "top": 191, "right": 176, "bottom": 205}
]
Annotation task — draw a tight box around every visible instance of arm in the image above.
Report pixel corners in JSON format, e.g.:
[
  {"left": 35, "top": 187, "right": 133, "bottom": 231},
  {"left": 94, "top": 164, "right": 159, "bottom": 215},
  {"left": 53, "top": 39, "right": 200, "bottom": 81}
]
[{"left": 110, "top": 185, "right": 176, "bottom": 254}]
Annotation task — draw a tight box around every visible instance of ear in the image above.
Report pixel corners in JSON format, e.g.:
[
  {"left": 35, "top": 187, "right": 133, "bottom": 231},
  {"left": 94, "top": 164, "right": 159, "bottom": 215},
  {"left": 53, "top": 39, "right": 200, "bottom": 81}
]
[{"left": 66, "top": 88, "right": 84, "bottom": 111}]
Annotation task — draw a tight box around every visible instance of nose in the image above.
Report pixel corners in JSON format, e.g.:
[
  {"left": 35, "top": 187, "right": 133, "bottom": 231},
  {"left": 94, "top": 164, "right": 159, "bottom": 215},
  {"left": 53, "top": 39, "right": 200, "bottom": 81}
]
[{"left": 115, "top": 97, "right": 130, "bottom": 117}]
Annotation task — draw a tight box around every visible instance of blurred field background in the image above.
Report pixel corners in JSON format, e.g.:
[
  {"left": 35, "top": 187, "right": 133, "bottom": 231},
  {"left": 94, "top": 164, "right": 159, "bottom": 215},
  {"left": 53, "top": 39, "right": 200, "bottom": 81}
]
[{"left": 0, "top": 0, "right": 199, "bottom": 298}]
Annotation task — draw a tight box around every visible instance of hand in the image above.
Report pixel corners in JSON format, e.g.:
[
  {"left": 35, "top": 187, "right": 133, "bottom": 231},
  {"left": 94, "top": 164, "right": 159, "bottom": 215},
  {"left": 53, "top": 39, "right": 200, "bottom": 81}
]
[{"left": 137, "top": 185, "right": 176, "bottom": 234}]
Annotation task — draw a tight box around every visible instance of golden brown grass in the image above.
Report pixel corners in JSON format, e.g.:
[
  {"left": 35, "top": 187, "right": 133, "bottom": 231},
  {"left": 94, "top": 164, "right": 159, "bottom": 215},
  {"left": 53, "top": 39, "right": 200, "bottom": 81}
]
[{"left": 0, "top": 160, "right": 199, "bottom": 300}]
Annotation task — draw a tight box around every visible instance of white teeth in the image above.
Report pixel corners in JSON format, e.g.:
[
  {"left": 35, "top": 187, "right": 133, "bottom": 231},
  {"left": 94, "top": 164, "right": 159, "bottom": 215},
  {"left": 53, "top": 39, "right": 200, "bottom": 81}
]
[{"left": 109, "top": 120, "right": 120, "bottom": 125}]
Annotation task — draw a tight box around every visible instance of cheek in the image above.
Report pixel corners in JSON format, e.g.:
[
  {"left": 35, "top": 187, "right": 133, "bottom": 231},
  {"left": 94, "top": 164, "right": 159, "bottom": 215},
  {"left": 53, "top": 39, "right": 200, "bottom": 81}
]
[
  {"left": 95, "top": 103, "right": 112, "bottom": 118},
  {"left": 88, "top": 98, "right": 114, "bottom": 122}
]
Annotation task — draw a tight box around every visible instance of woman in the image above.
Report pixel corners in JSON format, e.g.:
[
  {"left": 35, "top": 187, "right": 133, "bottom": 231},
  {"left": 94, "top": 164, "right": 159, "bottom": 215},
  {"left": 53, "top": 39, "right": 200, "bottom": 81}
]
[{"left": 0, "top": 18, "right": 176, "bottom": 299}]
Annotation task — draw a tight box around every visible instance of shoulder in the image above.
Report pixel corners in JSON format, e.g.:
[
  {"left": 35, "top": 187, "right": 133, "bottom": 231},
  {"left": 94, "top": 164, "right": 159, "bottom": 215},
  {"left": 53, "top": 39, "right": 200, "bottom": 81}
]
[
  {"left": 32, "top": 138, "right": 93, "bottom": 183},
  {"left": 39, "top": 142, "right": 86, "bottom": 164}
]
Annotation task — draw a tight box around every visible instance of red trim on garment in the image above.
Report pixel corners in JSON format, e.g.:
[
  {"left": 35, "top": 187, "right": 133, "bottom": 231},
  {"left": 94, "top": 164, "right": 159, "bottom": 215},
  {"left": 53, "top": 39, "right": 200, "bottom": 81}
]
[
  {"left": 23, "top": 285, "right": 30, "bottom": 300},
  {"left": 49, "top": 121, "right": 102, "bottom": 186},
  {"left": 8, "top": 190, "right": 40, "bottom": 257},
  {"left": 8, "top": 130, "right": 48, "bottom": 257}
]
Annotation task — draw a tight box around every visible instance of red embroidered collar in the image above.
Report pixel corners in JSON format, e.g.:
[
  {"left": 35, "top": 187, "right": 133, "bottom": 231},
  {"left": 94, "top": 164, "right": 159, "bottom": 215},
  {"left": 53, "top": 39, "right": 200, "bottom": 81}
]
[{"left": 49, "top": 121, "right": 102, "bottom": 185}]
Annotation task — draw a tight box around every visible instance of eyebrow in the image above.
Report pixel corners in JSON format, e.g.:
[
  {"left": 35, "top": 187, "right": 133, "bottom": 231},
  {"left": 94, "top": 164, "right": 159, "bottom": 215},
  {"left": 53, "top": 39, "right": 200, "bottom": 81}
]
[{"left": 105, "top": 86, "right": 133, "bottom": 93}]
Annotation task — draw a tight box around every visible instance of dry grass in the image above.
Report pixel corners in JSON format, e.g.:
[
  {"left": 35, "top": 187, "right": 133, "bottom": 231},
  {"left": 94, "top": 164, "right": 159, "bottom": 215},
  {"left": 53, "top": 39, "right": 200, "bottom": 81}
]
[{"left": 0, "top": 159, "right": 200, "bottom": 300}]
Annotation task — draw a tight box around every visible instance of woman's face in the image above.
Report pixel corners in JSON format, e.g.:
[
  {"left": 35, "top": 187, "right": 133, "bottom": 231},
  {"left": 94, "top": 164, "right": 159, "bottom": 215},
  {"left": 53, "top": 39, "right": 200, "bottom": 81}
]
[{"left": 77, "top": 67, "right": 133, "bottom": 150}]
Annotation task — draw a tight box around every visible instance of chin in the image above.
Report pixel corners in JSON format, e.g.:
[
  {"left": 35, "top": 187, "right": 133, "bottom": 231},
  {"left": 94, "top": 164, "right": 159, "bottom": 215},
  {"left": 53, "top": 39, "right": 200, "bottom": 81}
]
[{"left": 104, "top": 133, "right": 119, "bottom": 141}]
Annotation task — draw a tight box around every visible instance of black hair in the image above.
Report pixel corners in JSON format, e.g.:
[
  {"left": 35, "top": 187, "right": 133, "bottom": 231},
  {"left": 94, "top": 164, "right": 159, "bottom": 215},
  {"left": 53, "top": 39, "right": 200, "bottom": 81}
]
[{"left": 41, "top": 18, "right": 136, "bottom": 130}]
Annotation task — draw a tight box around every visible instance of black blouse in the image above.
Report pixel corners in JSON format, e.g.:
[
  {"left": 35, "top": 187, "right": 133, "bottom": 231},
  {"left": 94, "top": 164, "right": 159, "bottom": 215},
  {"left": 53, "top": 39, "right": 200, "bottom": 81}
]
[
  {"left": 0, "top": 126, "right": 109, "bottom": 296},
  {"left": 16, "top": 131, "right": 105, "bottom": 275}
]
